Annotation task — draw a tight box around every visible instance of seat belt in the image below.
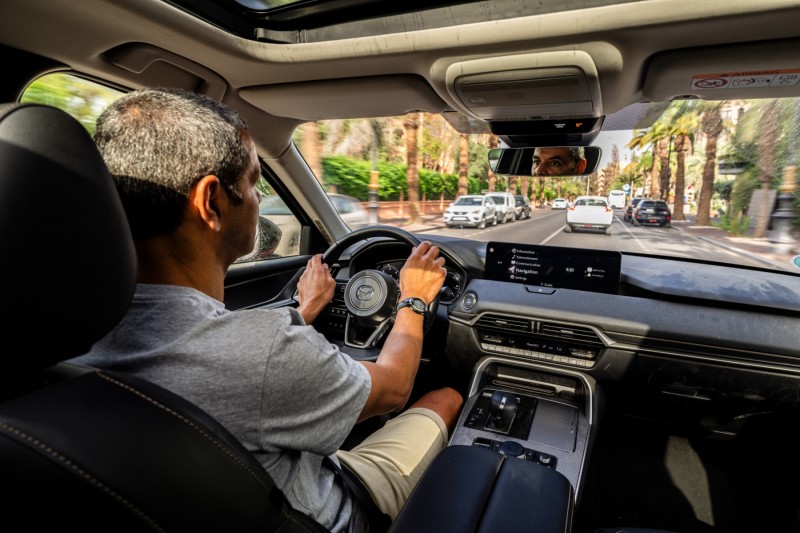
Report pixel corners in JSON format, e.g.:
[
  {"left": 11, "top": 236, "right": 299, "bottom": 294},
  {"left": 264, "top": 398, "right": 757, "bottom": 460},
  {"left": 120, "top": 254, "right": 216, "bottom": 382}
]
[{"left": 324, "top": 456, "right": 391, "bottom": 533}]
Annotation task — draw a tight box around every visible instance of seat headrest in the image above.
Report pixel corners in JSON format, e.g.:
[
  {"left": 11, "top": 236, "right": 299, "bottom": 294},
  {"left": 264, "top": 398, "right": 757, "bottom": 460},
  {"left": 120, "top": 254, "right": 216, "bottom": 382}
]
[{"left": 0, "top": 104, "right": 136, "bottom": 375}]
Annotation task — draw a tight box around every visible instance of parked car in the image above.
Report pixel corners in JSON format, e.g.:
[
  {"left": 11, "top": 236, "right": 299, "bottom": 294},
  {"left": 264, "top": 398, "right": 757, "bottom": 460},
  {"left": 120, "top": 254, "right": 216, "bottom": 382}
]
[
  {"left": 444, "top": 195, "right": 497, "bottom": 228},
  {"left": 633, "top": 199, "right": 672, "bottom": 227},
  {"left": 552, "top": 198, "right": 569, "bottom": 210},
  {"left": 624, "top": 197, "right": 646, "bottom": 222},
  {"left": 5, "top": 1, "right": 800, "bottom": 532},
  {"left": 328, "top": 193, "right": 370, "bottom": 229},
  {"left": 484, "top": 192, "right": 516, "bottom": 223},
  {"left": 514, "top": 195, "right": 531, "bottom": 219},
  {"left": 565, "top": 195, "right": 614, "bottom": 235}
]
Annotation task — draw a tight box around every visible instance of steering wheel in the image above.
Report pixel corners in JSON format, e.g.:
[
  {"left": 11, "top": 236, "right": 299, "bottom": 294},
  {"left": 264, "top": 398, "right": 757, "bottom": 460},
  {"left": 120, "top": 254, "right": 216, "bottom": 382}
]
[{"left": 320, "top": 225, "right": 440, "bottom": 350}]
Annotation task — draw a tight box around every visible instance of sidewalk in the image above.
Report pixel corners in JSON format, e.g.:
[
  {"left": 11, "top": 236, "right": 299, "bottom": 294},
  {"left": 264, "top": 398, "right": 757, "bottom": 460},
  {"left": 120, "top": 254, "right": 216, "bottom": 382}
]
[
  {"left": 671, "top": 214, "right": 800, "bottom": 272},
  {"left": 378, "top": 212, "right": 800, "bottom": 272}
]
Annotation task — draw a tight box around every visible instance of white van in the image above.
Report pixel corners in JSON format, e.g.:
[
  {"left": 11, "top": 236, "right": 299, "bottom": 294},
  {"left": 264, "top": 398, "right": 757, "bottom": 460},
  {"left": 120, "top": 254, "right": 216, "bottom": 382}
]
[
  {"left": 484, "top": 192, "right": 516, "bottom": 223},
  {"left": 607, "top": 189, "right": 626, "bottom": 209}
]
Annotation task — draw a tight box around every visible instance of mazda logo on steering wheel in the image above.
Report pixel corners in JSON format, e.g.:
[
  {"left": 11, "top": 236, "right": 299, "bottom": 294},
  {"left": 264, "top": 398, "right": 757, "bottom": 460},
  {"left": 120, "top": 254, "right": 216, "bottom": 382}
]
[{"left": 356, "top": 285, "right": 375, "bottom": 301}]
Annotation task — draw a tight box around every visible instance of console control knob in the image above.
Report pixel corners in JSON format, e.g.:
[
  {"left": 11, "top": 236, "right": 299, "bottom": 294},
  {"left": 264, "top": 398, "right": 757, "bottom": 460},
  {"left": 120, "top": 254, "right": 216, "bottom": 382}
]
[
  {"left": 499, "top": 440, "right": 524, "bottom": 457},
  {"left": 538, "top": 453, "right": 553, "bottom": 466}
]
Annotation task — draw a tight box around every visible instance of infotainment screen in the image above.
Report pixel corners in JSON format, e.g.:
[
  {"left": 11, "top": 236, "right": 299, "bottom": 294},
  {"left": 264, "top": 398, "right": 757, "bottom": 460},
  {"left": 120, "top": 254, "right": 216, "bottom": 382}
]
[{"left": 484, "top": 242, "right": 621, "bottom": 294}]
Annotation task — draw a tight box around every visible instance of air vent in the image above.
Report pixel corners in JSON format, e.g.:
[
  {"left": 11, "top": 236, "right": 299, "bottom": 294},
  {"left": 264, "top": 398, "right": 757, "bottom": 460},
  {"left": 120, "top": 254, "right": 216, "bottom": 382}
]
[
  {"left": 475, "top": 314, "right": 531, "bottom": 333},
  {"left": 536, "top": 321, "right": 604, "bottom": 347}
]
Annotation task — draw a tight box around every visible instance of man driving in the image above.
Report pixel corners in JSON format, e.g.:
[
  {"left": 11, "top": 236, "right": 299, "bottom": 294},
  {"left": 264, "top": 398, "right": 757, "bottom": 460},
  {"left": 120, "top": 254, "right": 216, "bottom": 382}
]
[{"left": 69, "top": 88, "right": 463, "bottom": 533}]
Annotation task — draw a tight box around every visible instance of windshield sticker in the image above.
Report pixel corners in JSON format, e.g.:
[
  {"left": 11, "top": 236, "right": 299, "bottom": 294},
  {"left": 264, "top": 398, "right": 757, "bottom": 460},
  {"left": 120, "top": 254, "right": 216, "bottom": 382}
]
[
  {"left": 792, "top": 255, "right": 800, "bottom": 270},
  {"left": 691, "top": 69, "right": 800, "bottom": 90}
]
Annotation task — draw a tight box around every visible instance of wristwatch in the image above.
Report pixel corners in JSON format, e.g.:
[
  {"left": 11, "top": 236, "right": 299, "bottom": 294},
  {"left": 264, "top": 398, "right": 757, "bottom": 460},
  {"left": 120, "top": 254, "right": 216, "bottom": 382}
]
[{"left": 396, "top": 297, "right": 427, "bottom": 315}]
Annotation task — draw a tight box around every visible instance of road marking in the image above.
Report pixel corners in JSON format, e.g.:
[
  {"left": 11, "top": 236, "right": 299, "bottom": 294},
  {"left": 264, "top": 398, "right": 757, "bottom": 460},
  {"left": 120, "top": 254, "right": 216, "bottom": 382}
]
[
  {"left": 618, "top": 216, "right": 652, "bottom": 253},
  {"left": 541, "top": 226, "right": 564, "bottom": 245},
  {"left": 462, "top": 222, "right": 510, "bottom": 238}
]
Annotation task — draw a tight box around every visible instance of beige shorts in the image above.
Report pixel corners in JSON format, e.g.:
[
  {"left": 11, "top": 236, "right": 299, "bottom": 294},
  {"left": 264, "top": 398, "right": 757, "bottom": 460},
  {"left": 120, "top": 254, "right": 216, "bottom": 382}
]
[{"left": 335, "top": 407, "right": 448, "bottom": 520}]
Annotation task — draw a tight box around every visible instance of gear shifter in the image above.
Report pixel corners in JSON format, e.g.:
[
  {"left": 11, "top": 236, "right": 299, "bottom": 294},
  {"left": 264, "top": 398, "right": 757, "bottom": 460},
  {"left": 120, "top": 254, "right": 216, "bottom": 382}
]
[{"left": 485, "top": 390, "right": 518, "bottom": 434}]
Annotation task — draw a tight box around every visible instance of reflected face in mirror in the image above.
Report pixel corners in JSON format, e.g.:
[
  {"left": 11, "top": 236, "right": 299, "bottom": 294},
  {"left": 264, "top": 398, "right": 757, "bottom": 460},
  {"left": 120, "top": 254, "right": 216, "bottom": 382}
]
[{"left": 531, "top": 147, "right": 588, "bottom": 176}]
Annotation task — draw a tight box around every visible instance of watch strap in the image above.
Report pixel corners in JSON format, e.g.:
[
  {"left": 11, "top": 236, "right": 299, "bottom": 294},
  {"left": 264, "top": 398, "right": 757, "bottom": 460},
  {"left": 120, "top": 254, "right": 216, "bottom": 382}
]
[{"left": 396, "top": 297, "right": 426, "bottom": 315}]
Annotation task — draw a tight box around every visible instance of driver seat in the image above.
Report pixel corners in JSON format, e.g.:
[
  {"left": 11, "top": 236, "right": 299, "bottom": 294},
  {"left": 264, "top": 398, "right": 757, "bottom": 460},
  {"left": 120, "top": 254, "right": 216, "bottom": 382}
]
[{"left": 0, "top": 103, "right": 328, "bottom": 531}]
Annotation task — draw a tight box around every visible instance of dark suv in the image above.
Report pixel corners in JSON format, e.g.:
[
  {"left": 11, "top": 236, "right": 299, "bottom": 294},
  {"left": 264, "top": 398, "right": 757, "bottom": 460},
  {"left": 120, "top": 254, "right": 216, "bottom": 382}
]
[
  {"left": 514, "top": 195, "right": 531, "bottom": 220},
  {"left": 633, "top": 200, "right": 672, "bottom": 227},
  {"left": 624, "top": 197, "right": 645, "bottom": 223}
]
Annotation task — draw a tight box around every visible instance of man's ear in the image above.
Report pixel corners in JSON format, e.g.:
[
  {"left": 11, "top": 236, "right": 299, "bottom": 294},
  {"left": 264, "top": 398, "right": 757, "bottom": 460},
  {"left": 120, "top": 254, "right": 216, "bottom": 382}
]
[
  {"left": 576, "top": 159, "right": 588, "bottom": 174},
  {"left": 191, "top": 175, "right": 224, "bottom": 232}
]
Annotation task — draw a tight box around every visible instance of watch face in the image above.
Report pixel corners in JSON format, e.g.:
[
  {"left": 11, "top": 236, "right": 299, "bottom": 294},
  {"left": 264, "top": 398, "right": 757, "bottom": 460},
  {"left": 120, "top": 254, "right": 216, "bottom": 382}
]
[{"left": 398, "top": 297, "right": 426, "bottom": 314}]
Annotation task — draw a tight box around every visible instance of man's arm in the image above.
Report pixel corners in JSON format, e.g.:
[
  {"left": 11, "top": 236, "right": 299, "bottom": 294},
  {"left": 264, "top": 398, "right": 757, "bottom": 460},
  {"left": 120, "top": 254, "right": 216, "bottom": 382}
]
[{"left": 357, "top": 241, "right": 446, "bottom": 421}]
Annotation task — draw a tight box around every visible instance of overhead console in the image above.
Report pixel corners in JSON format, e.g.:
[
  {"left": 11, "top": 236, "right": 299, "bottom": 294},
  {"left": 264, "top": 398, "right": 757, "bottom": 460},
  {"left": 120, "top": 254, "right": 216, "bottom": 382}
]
[
  {"left": 444, "top": 50, "right": 604, "bottom": 145},
  {"left": 445, "top": 50, "right": 602, "bottom": 121}
]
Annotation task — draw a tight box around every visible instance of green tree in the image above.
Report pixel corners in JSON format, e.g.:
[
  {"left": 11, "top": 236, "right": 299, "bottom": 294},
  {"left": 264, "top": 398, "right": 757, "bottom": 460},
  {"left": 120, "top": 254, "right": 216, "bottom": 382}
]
[{"left": 628, "top": 121, "right": 671, "bottom": 199}]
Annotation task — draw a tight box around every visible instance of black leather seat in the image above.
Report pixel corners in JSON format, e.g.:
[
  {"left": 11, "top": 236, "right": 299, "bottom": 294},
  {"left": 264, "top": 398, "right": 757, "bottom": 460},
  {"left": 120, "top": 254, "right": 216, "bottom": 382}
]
[{"left": 0, "top": 103, "right": 328, "bottom": 532}]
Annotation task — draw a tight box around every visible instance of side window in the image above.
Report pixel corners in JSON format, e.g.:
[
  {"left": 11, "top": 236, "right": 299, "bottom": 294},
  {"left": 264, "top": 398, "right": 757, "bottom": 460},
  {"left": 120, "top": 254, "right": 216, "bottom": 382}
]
[
  {"left": 21, "top": 73, "right": 302, "bottom": 263},
  {"left": 236, "top": 177, "right": 302, "bottom": 262},
  {"left": 21, "top": 73, "right": 123, "bottom": 133}
]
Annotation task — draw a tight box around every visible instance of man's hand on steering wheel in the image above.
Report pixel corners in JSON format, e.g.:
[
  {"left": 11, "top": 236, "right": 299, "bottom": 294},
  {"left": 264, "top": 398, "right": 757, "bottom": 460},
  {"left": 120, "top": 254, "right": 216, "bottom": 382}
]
[
  {"left": 399, "top": 241, "right": 447, "bottom": 307},
  {"left": 296, "top": 254, "right": 336, "bottom": 324}
]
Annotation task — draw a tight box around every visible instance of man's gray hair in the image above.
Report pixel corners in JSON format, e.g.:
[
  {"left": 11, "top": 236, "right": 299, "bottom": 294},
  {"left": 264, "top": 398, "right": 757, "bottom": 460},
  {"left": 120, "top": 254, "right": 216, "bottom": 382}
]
[
  {"left": 93, "top": 88, "right": 251, "bottom": 238},
  {"left": 567, "top": 147, "right": 585, "bottom": 164}
]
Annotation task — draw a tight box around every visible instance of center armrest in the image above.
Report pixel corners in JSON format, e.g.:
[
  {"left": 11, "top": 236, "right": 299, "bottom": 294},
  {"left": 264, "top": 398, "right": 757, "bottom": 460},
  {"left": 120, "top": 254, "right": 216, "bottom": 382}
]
[{"left": 390, "top": 445, "right": 574, "bottom": 533}]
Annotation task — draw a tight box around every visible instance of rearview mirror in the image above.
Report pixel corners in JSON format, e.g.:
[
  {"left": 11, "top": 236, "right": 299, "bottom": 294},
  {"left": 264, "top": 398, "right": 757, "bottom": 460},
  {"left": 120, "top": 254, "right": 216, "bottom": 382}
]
[{"left": 488, "top": 146, "right": 602, "bottom": 177}]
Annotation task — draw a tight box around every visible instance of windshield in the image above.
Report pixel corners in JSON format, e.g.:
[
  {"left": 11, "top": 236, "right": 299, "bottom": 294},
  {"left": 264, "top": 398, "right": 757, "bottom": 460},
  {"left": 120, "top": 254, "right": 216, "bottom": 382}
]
[
  {"left": 27, "top": 73, "right": 796, "bottom": 273},
  {"left": 453, "top": 197, "right": 484, "bottom": 206},
  {"left": 297, "top": 98, "right": 800, "bottom": 274},
  {"left": 576, "top": 198, "right": 608, "bottom": 207}
]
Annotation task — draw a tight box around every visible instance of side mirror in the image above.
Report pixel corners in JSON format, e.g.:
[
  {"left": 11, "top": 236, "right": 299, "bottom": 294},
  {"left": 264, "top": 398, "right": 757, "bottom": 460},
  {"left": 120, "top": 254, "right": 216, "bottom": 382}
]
[{"left": 488, "top": 146, "right": 602, "bottom": 177}]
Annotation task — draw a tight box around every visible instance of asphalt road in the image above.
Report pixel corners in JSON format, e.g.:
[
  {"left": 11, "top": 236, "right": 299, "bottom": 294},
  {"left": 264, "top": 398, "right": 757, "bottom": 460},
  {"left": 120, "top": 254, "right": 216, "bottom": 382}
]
[{"left": 426, "top": 208, "right": 778, "bottom": 270}]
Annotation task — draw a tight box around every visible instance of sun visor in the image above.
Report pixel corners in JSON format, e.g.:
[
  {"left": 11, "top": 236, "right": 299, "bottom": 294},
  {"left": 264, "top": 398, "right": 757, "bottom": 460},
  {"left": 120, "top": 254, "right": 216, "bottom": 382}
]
[
  {"left": 240, "top": 74, "right": 448, "bottom": 121},
  {"left": 643, "top": 38, "right": 800, "bottom": 102},
  {"left": 445, "top": 51, "right": 602, "bottom": 122}
]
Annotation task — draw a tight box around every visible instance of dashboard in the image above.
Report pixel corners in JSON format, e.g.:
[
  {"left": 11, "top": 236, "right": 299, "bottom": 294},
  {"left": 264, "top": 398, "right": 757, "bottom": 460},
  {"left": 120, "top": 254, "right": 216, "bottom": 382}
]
[
  {"left": 324, "top": 233, "right": 800, "bottom": 392},
  {"left": 267, "top": 231, "right": 800, "bottom": 511}
]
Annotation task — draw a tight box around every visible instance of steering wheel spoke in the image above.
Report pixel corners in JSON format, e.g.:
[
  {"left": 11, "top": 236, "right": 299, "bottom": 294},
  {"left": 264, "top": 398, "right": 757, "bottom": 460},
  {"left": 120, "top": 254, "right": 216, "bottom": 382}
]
[{"left": 344, "top": 313, "right": 394, "bottom": 349}]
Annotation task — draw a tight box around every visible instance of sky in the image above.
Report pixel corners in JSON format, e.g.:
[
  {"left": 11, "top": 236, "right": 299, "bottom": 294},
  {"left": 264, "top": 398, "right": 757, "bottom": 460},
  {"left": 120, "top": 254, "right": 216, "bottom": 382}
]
[{"left": 593, "top": 129, "right": 638, "bottom": 169}]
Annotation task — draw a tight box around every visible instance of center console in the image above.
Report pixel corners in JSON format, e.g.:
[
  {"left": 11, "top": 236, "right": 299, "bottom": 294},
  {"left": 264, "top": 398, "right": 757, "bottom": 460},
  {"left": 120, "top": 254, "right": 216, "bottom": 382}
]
[
  {"left": 391, "top": 356, "right": 595, "bottom": 532},
  {"left": 449, "top": 356, "right": 598, "bottom": 501}
]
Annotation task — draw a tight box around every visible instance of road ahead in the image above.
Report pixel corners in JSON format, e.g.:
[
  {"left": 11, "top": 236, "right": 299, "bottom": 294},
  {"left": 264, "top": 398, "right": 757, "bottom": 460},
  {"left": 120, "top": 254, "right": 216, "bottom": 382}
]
[{"left": 426, "top": 208, "right": 772, "bottom": 269}]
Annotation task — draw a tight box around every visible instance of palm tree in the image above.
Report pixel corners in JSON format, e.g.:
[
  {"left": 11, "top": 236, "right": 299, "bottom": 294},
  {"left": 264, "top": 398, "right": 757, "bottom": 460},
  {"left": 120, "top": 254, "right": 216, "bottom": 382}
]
[
  {"left": 696, "top": 103, "right": 724, "bottom": 226},
  {"left": 615, "top": 161, "right": 644, "bottom": 193},
  {"left": 368, "top": 119, "right": 383, "bottom": 223},
  {"left": 628, "top": 121, "right": 671, "bottom": 199},
  {"left": 753, "top": 100, "right": 780, "bottom": 237},
  {"left": 458, "top": 134, "right": 469, "bottom": 196},
  {"left": 667, "top": 103, "right": 700, "bottom": 220},
  {"left": 404, "top": 113, "right": 421, "bottom": 224}
]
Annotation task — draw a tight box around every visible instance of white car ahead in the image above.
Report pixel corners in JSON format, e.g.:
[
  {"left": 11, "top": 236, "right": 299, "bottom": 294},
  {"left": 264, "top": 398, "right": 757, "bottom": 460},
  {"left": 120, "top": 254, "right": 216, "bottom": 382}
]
[
  {"left": 552, "top": 198, "right": 569, "bottom": 210},
  {"left": 565, "top": 195, "right": 614, "bottom": 235},
  {"left": 444, "top": 195, "right": 497, "bottom": 228}
]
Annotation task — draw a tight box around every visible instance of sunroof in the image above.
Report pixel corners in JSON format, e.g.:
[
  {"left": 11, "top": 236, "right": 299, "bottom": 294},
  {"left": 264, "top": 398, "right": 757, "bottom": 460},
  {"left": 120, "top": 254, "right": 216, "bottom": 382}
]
[
  {"left": 166, "top": 0, "right": 644, "bottom": 43},
  {"left": 233, "top": 0, "right": 305, "bottom": 9}
]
